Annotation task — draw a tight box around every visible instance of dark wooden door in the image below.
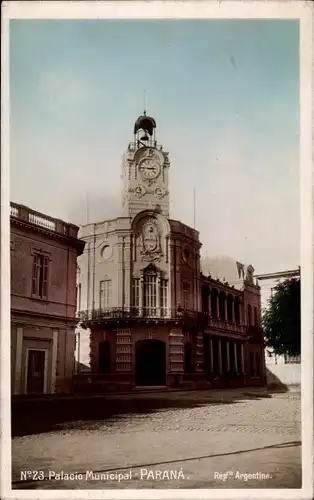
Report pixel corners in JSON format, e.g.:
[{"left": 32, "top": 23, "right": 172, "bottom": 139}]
[{"left": 26, "top": 350, "right": 46, "bottom": 394}]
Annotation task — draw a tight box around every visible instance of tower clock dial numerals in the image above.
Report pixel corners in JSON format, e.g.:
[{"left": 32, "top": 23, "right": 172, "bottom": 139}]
[{"left": 139, "top": 158, "right": 161, "bottom": 180}]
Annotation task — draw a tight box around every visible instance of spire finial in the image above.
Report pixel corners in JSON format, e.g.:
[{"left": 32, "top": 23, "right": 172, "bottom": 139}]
[{"left": 143, "top": 90, "right": 147, "bottom": 116}]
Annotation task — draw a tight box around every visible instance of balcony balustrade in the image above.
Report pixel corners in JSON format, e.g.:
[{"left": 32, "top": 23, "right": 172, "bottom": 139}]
[
  {"left": 77, "top": 307, "right": 247, "bottom": 334},
  {"left": 78, "top": 306, "right": 195, "bottom": 321},
  {"left": 10, "top": 202, "right": 77, "bottom": 236}
]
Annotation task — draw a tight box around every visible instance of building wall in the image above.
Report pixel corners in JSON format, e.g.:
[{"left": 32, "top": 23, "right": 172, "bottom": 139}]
[
  {"left": 11, "top": 204, "right": 84, "bottom": 395},
  {"left": 266, "top": 359, "right": 301, "bottom": 386},
  {"left": 258, "top": 275, "right": 300, "bottom": 387},
  {"left": 11, "top": 225, "right": 77, "bottom": 319}
]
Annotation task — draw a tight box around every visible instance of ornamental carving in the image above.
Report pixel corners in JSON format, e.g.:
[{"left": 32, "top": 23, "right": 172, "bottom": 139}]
[
  {"left": 128, "top": 186, "right": 169, "bottom": 199},
  {"left": 140, "top": 218, "right": 162, "bottom": 262}
]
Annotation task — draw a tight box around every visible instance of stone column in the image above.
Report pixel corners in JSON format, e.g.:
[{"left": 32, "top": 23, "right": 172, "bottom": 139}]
[
  {"left": 195, "top": 332, "right": 204, "bottom": 372},
  {"left": 51, "top": 330, "right": 59, "bottom": 393},
  {"left": 218, "top": 339, "right": 223, "bottom": 374},
  {"left": 224, "top": 298, "right": 228, "bottom": 322},
  {"left": 234, "top": 341, "right": 238, "bottom": 373},
  {"left": 139, "top": 274, "right": 144, "bottom": 317},
  {"left": 216, "top": 294, "right": 220, "bottom": 319},
  {"left": 210, "top": 337, "right": 214, "bottom": 372},
  {"left": 226, "top": 341, "right": 230, "bottom": 371},
  {"left": 232, "top": 299, "right": 235, "bottom": 322},
  {"left": 14, "top": 326, "right": 23, "bottom": 395},
  {"left": 241, "top": 343, "right": 245, "bottom": 373},
  {"left": 208, "top": 290, "right": 212, "bottom": 317},
  {"left": 123, "top": 236, "right": 132, "bottom": 310}
]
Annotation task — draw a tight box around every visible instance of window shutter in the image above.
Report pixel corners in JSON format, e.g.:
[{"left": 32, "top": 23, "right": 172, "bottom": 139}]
[{"left": 32, "top": 255, "right": 38, "bottom": 295}]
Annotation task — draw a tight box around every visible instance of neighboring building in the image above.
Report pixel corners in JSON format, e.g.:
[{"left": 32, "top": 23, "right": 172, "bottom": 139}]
[
  {"left": 11, "top": 202, "right": 85, "bottom": 395},
  {"left": 75, "top": 113, "right": 265, "bottom": 391},
  {"left": 255, "top": 269, "right": 301, "bottom": 387}
]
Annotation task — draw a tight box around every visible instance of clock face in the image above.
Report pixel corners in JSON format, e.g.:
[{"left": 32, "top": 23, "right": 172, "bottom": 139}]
[{"left": 139, "top": 158, "right": 161, "bottom": 180}]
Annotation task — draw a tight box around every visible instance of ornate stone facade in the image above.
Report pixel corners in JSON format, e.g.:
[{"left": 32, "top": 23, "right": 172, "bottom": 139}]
[{"left": 75, "top": 113, "right": 265, "bottom": 392}]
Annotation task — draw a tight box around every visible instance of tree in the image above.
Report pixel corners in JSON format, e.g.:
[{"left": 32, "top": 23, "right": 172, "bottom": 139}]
[{"left": 262, "top": 277, "right": 300, "bottom": 356}]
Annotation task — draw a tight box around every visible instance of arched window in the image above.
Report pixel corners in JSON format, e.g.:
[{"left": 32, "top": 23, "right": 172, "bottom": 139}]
[
  {"left": 219, "top": 292, "right": 226, "bottom": 320},
  {"left": 143, "top": 265, "right": 157, "bottom": 316},
  {"left": 211, "top": 288, "right": 218, "bottom": 318},
  {"left": 227, "top": 294, "right": 234, "bottom": 322},
  {"left": 234, "top": 297, "right": 240, "bottom": 324},
  {"left": 182, "top": 282, "right": 190, "bottom": 310}
]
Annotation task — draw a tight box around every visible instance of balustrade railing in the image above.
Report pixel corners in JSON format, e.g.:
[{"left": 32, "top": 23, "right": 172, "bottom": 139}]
[
  {"left": 10, "top": 205, "right": 19, "bottom": 217},
  {"left": 77, "top": 307, "right": 200, "bottom": 324},
  {"left": 10, "top": 202, "right": 71, "bottom": 235},
  {"left": 77, "top": 307, "right": 246, "bottom": 333},
  {"left": 28, "top": 211, "right": 56, "bottom": 231}
]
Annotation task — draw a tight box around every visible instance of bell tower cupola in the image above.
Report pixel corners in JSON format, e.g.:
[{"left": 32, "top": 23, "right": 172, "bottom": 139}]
[{"left": 121, "top": 112, "right": 170, "bottom": 219}]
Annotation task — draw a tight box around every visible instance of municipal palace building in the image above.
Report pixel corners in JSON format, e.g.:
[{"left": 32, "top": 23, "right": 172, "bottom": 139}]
[{"left": 76, "top": 112, "right": 265, "bottom": 391}]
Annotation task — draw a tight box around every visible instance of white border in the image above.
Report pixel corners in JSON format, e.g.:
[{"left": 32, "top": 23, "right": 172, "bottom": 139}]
[{"left": 1, "top": 1, "right": 313, "bottom": 500}]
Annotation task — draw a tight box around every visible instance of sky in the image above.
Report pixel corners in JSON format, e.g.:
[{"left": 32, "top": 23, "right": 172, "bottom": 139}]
[{"left": 10, "top": 19, "right": 300, "bottom": 274}]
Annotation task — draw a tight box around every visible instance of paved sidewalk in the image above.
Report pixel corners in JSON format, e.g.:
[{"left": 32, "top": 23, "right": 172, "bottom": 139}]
[{"left": 12, "top": 389, "right": 301, "bottom": 490}]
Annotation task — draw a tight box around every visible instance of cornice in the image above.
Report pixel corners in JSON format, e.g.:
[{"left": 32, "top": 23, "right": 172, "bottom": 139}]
[{"left": 11, "top": 217, "right": 85, "bottom": 255}]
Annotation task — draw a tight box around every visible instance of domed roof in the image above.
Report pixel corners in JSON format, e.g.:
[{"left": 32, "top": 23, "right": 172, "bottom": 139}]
[{"left": 134, "top": 113, "right": 156, "bottom": 136}]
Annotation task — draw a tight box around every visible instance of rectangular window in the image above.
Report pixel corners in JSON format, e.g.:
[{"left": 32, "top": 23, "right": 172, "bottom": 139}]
[
  {"left": 32, "top": 254, "right": 49, "bottom": 299},
  {"left": 183, "top": 283, "right": 190, "bottom": 310},
  {"left": 132, "top": 278, "right": 140, "bottom": 315},
  {"left": 100, "top": 279, "right": 111, "bottom": 310},
  {"left": 160, "top": 279, "right": 168, "bottom": 317},
  {"left": 144, "top": 274, "right": 157, "bottom": 316}
]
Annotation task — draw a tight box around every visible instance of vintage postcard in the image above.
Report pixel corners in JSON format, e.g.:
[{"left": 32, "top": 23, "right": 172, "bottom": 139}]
[{"left": 1, "top": 1, "right": 313, "bottom": 499}]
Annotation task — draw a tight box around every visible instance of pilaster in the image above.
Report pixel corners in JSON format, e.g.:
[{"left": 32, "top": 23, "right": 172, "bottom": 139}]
[
  {"left": 14, "top": 327, "right": 23, "bottom": 395},
  {"left": 51, "top": 330, "right": 58, "bottom": 393},
  {"left": 116, "top": 328, "right": 132, "bottom": 372},
  {"left": 195, "top": 332, "right": 204, "bottom": 372},
  {"left": 226, "top": 341, "right": 230, "bottom": 371},
  {"left": 234, "top": 341, "right": 238, "bottom": 373},
  {"left": 218, "top": 339, "right": 222, "bottom": 374},
  {"left": 169, "top": 328, "right": 184, "bottom": 373}
]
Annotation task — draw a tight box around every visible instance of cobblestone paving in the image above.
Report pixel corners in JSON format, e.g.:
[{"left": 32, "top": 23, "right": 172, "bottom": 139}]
[{"left": 12, "top": 389, "right": 301, "bottom": 490}]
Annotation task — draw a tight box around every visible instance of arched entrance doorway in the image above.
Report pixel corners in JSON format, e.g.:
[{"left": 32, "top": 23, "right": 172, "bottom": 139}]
[{"left": 135, "top": 339, "right": 166, "bottom": 386}]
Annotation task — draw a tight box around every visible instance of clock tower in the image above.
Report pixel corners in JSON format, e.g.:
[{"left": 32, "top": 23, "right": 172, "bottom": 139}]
[{"left": 121, "top": 112, "right": 170, "bottom": 219}]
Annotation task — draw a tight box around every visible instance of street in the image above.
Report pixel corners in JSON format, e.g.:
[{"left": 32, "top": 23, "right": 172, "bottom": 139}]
[{"left": 12, "top": 388, "right": 301, "bottom": 489}]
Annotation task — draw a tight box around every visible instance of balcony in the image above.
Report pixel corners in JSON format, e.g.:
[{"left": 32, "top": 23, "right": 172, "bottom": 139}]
[
  {"left": 77, "top": 307, "right": 249, "bottom": 335},
  {"left": 77, "top": 307, "right": 202, "bottom": 329},
  {"left": 199, "top": 311, "right": 246, "bottom": 335}
]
